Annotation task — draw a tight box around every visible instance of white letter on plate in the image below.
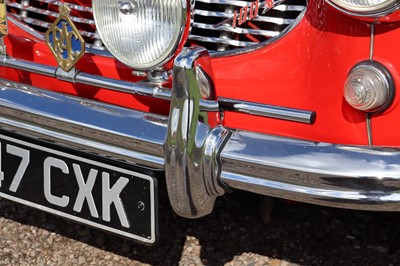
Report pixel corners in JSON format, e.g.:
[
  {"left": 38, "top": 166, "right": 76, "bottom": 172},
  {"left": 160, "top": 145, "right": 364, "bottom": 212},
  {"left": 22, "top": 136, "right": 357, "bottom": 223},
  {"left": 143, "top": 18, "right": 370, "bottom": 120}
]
[
  {"left": 44, "top": 157, "right": 70, "bottom": 207},
  {"left": 72, "top": 164, "right": 99, "bottom": 218},
  {"left": 7, "top": 144, "right": 30, "bottom": 192},
  {"left": 102, "top": 172, "right": 130, "bottom": 228}
]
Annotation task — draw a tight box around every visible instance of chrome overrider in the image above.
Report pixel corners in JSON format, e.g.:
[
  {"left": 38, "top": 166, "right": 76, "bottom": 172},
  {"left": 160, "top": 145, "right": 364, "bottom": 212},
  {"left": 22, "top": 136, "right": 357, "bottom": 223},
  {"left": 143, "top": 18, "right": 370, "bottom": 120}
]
[
  {"left": 165, "top": 47, "right": 230, "bottom": 218},
  {"left": 1, "top": 47, "right": 400, "bottom": 218}
]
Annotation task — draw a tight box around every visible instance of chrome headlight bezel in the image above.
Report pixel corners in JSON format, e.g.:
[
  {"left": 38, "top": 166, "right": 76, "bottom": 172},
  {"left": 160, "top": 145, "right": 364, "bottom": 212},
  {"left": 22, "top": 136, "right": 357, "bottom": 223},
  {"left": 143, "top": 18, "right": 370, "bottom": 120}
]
[
  {"left": 93, "top": 0, "right": 192, "bottom": 71},
  {"left": 326, "top": 0, "right": 400, "bottom": 17}
]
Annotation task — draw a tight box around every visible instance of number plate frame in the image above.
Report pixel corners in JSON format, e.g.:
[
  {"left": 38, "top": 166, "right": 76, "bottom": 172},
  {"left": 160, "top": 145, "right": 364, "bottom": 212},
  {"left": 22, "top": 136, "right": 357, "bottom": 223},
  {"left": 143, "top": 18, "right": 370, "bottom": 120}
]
[{"left": 0, "top": 133, "right": 157, "bottom": 244}]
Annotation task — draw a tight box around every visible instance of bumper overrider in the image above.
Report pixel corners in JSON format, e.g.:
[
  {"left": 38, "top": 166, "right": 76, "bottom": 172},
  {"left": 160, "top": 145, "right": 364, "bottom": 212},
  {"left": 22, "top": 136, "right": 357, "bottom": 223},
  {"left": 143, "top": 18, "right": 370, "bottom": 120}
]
[{"left": 1, "top": 46, "right": 400, "bottom": 220}]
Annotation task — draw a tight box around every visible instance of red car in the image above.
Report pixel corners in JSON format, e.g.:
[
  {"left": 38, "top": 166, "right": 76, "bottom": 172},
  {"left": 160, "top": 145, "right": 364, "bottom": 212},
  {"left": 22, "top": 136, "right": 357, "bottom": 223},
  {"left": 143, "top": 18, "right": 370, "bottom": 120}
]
[{"left": 0, "top": 0, "right": 399, "bottom": 244}]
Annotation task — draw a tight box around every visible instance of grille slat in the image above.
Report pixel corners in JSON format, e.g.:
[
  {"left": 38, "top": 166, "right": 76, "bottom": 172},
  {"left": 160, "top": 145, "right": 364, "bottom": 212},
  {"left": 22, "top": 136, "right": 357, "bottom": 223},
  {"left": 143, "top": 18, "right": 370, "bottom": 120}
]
[
  {"left": 7, "top": 0, "right": 306, "bottom": 53},
  {"left": 8, "top": 2, "right": 95, "bottom": 24},
  {"left": 274, "top": 4, "right": 306, "bottom": 11},
  {"left": 34, "top": 0, "right": 93, "bottom": 12},
  {"left": 189, "top": 34, "right": 255, "bottom": 47},
  {"left": 13, "top": 15, "right": 100, "bottom": 39},
  {"left": 195, "top": 0, "right": 259, "bottom": 8},
  {"left": 194, "top": 9, "right": 296, "bottom": 25},
  {"left": 193, "top": 22, "right": 280, "bottom": 38},
  {"left": 190, "top": 0, "right": 306, "bottom": 51}
]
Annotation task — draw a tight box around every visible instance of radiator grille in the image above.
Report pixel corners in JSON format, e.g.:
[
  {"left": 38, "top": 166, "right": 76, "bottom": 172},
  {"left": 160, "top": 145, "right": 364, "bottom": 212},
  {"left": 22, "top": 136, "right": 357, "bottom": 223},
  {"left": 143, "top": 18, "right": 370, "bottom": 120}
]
[{"left": 7, "top": 0, "right": 306, "bottom": 53}]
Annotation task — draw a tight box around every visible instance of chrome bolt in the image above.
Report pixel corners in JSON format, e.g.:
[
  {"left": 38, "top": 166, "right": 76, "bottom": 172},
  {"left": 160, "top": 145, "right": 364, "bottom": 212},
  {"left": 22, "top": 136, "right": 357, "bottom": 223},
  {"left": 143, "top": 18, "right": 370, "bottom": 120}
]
[
  {"left": 137, "top": 201, "right": 145, "bottom": 211},
  {"left": 119, "top": 1, "right": 136, "bottom": 15}
]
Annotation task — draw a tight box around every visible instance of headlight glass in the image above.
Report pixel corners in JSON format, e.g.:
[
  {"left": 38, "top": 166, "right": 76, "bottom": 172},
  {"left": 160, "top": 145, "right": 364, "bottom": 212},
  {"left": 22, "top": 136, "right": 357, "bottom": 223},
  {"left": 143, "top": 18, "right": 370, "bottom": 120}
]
[
  {"left": 93, "top": 0, "right": 188, "bottom": 70},
  {"left": 328, "top": 0, "right": 398, "bottom": 14},
  {"left": 344, "top": 61, "right": 394, "bottom": 113}
]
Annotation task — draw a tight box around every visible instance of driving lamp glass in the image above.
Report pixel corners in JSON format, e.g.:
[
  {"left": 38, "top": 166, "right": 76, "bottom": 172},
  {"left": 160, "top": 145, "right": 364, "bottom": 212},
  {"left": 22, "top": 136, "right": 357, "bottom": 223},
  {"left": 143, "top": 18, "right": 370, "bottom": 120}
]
[
  {"left": 93, "top": 0, "right": 188, "bottom": 70},
  {"left": 344, "top": 62, "right": 393, "bottom": 112},
  {"left": 329, "top": 0, "right": 397, "bottom": 14}
]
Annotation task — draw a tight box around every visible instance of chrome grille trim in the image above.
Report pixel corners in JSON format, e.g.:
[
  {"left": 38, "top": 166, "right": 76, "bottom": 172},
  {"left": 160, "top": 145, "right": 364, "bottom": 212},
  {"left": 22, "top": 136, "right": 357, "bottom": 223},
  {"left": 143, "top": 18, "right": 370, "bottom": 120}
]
[
  {"left": 193, "top": 22, "right": 280, "bottom": 37},
  {"left": 193, "top": 7, "right": 300, "bottom": 25},
  {"left": 274, "top": 4, "right": 306, "bottom": 11},
  {"left": 209, "top": 4, "right": 306, "bottom": 57},
  {"left": 190, "top": 0, "right": 307, "bottom": 52},
  {"left": 35, "top": 0, "right": 93, "bottom": 12},
  {"left": 189, "top": 34, "right": 255, "bottom": 47},
  {"left": 8, "top": 15, "right": 108, "bottom": 54},
  {"left": 7, "top": 0, "right": 102, "bottom": 49},
  {"left": 8, "top": 14, "right": 43, "bottom": 40},
  {"left": 195, "top": 0, "right": 259, "bottom": 7},
  {"left": 7, "top": 0, "right": 307, "bottom": 53},
  {"left": 14, "top": 16, "right": 99, "bottom": 39},
  {"left": 8, "top": 2, "right": 95, "bottom": 25}
]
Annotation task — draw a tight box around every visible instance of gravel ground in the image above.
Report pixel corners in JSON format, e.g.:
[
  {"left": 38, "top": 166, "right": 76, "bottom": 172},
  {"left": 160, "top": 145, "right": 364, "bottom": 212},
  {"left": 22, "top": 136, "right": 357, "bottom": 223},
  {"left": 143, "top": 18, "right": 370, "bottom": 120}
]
[{"left": 1, "top": 185, "right": 400, "bottom": 265}]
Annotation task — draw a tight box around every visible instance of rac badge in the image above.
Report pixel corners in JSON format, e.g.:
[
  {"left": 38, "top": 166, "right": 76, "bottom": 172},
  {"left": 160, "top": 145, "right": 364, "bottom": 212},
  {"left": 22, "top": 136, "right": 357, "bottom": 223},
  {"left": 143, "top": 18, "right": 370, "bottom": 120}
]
[
  {"left": 46, "top": 4, "right": 85, "bottom": 72},
  {"left": 0, "top": 0, "right": 8, "bottom": 38}
]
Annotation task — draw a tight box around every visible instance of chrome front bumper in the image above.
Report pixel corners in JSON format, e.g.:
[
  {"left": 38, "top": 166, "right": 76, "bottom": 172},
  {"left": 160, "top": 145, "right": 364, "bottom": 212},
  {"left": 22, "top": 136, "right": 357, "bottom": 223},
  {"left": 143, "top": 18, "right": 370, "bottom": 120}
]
[{"left": 1, "top": 47, "right": 400, "bottom": 218}]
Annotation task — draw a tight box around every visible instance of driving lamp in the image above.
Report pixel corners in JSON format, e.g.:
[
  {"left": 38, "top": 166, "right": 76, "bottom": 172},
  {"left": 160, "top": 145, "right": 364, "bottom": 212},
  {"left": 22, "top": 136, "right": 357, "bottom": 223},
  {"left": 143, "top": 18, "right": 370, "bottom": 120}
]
[
  {"left": 328, "top": 0, "right": 398, "bottom": 15},
  {"left": 344, "top": 61, "right": 394, "bottom": 113},
  {"left": 93, "top": 0, "right": 190, "bottom": 70}
]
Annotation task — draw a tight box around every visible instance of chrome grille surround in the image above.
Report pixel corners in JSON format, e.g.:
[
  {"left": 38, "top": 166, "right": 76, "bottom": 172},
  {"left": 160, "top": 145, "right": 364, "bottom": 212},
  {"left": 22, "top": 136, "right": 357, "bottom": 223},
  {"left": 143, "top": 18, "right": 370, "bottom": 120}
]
[
  {"left": 7, "top": 0, "right": 307, "bottom": 55},
  {"left": 192, "top": 0, "right": 307, "bottom": 54}
]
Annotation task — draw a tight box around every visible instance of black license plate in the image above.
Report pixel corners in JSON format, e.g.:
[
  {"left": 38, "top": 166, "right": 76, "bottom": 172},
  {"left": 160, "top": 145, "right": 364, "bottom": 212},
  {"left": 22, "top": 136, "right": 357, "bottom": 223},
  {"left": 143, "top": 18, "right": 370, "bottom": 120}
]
[{"left": 0, "top": 134, "right": 157, "bottom": 244}]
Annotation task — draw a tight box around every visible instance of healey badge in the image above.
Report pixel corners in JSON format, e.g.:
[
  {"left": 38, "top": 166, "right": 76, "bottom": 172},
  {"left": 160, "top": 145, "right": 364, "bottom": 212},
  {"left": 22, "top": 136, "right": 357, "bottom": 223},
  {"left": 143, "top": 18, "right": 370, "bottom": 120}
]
[
  {"left": 0, "top": 0, "right": 8, "bottom": 38},
  {"left": 46, "top": 4, "right": 85, "bottom": 72},
  {"left": 213, "top": 0, "right": 285, "bottom": 29}
]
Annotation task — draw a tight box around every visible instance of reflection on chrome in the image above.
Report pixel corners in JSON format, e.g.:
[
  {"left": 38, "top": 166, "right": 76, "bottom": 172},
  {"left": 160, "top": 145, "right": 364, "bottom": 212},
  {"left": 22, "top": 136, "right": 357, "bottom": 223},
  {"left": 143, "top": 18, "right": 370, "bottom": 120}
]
[{"left": 220, "top": 130, "right": 400, "bottom": 211}]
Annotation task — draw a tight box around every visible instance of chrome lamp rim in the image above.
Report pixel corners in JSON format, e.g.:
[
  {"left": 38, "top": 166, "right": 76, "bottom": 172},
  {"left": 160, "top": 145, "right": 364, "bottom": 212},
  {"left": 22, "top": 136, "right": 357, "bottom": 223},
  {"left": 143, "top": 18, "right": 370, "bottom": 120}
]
[
  {"left": 326, "top": 0, "right": 400, "bottom": 18},
  {"left": 92, "top": 0, "right": 194, "bottom": 71}
]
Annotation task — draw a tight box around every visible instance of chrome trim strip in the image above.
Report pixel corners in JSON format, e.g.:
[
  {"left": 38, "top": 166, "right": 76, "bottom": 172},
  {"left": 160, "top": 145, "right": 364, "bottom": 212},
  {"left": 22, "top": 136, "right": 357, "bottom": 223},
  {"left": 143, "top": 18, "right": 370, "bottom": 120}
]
[
  {"left": 370, "top": 22, "right": 375, "bottom": 60},
  {"left": 220, "top": 131, "right": 400, "bottom": 211},
  {"left": 219, "top": 97, "right": 316, "bottom": 124},
  {"left": 366, "top": 113, "right": 373, "bottom": 145},
  {"left": 0, "top": 79, "right": 167, "bottom": 169}
]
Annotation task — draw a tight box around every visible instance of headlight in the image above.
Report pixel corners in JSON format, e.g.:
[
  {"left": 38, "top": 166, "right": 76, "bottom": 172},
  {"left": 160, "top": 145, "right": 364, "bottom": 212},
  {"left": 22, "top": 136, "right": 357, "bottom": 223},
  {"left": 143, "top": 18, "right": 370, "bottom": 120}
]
[
  {"left": 327, "top": 0, "right": 398, "bottom": 15},
  {"left": 93, "top": 0, "right": 190, "bottom": 70}
]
